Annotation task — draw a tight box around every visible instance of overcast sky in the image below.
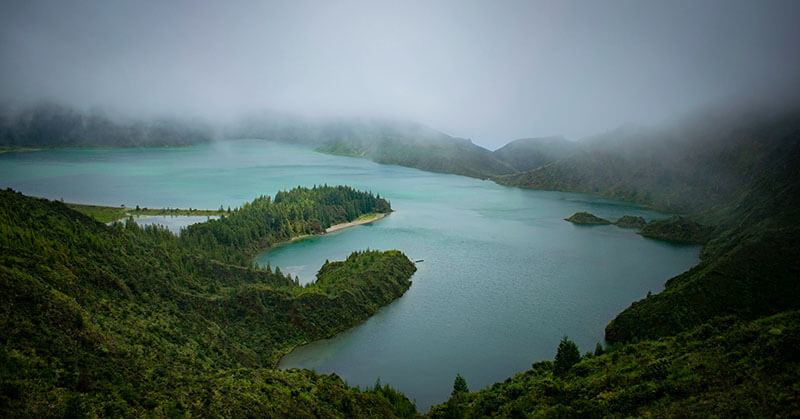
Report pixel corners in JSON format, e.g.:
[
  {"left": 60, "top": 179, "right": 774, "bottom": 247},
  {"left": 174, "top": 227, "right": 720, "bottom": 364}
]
[{"left": 1, "top": 0, "right": 799, "bottom": 148}]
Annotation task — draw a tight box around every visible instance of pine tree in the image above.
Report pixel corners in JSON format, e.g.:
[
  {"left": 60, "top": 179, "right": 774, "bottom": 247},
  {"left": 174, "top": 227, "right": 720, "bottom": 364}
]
[
  {"left": 553, "top": 336, "right": 581, "bottom": 376},
  {"left": 451, "top": 373, "right": 469, "bottom": 397},
  {"left": 594, "top": 342, "right": 604, "bottom": 356}
]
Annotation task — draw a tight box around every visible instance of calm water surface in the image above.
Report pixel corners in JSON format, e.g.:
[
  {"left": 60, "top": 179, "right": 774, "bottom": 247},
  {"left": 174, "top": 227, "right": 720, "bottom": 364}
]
[
  {"left": 116, "top": 214, "right": 220, "bottom": 234},
  {"left": 0, "top": 140, "right": 700, "bottom": 411}
]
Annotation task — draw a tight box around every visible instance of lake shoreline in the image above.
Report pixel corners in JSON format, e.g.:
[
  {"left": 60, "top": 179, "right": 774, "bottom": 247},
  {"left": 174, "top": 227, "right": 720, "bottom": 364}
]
[
  {"left": 326, "top": 212, "right": 390, "bottom": 233},
  {"left": 257, "top": 212, "right": 391, "bottom": 254},
  {"left": 264, "top": 212, "right": 393, "bottom": 367}
]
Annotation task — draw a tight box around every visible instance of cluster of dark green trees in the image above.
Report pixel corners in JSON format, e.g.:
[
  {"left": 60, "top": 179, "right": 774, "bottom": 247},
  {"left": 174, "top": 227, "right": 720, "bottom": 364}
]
[
  {"left": 0, "top": 187, "right": 417, "bottom": 417},
  {"left": 179, "top": 185, "right": 390, "bottom": 265}
]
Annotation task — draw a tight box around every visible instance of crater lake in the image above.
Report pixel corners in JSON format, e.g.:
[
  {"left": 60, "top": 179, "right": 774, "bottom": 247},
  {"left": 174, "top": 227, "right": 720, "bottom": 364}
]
[{"left": 0, "top": 140, "right": 701, "bottom": 410}]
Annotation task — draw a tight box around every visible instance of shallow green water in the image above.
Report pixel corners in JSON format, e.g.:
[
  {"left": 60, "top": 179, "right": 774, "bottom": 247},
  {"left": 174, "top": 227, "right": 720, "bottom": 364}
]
[{"left": 0, "top": 140, "right": 700, "bottom": 411}]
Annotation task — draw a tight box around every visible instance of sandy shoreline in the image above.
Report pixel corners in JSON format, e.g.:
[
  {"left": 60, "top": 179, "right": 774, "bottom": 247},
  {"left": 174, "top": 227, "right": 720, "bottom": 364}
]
[{"left": 326, "top": 212, "right": 390, "bottom": 233}]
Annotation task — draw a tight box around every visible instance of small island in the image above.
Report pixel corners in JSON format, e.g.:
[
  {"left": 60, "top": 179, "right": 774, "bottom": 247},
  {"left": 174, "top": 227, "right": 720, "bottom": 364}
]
[
  {"left": 614, "top": 215, "right": 647, "bottom": 229},
  {"left": 564, "top": 211, "right": 612, "bottom": 225},
  {"left": 563, "top": 211, "right": 712, "bottom": 245},
  {"left": 638, "top": 215, "right": 713, "bottom": 244}
]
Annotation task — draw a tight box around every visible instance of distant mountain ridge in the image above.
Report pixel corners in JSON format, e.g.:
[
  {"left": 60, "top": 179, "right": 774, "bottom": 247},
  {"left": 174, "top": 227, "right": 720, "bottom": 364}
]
[
  {"left": 0, "top": 102, "right": 213, "bottom": 147},
  {"left": 314, "top": 120, "right": 517, "bottom": 179},
  {"left": 5, "top": 102, "right": 798, "bottom": 217}
]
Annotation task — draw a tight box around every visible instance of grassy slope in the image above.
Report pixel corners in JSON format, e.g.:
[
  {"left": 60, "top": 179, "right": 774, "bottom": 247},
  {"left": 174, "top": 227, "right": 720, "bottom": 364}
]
[{"left": 0, "top": 189, "right": 417, "bottom": 417}]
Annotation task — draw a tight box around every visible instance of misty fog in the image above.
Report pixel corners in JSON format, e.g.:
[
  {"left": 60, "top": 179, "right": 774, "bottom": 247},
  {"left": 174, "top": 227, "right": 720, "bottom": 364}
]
[{"left": 1, "top": 0, "right": 799, "bottom": 148}]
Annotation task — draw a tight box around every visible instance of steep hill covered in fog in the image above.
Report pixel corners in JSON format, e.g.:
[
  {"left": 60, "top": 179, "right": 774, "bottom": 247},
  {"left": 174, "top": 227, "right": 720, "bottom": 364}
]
[
  {"left": 492, "top": 136, "right": 578, "bottom": 172},
  {"left": 314, "top": 122, "right": 517, "bottom": 179},
  {"left": 0, "top": 103, "right": 213, "bottom": 148},
  {"left": 494, "top": 109, "right": 800, "bottom": 212}
]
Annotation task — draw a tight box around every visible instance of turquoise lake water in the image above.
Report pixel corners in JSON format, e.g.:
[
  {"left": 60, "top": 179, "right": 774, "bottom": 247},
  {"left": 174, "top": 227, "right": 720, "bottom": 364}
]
[{"left": 0, "top": 140, "right": 701, "bottom": 411}]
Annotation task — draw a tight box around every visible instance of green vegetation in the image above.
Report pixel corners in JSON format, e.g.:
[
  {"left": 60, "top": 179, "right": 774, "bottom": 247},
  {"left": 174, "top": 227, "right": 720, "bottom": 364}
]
[
  {"left": 638, "top": 215, "right": 713, "bottom": 244},
  {"left": 67, "top": 202, "right": 224, "bottom": 223},
  {"left": 564, "top": 212, "right": 712, "bottom": 243},
  {"left": 564, "top": 211, "right": 611, "bottom": 225},
  {"left": 233, "top": 114, "right": 520, "bottom": 179},
  {"left": 428, "top": 312, "right": 800, "bottom": 417},
  {"left": 553, "top": 336, "right": 581, "bottom": 376},
  {"left": 428, "top": 108, "right": 800, "bottom": 416},
  {"left": 4, "top": 103, "right": 799, "bottom": 415},
  {"left": 353, "top": 212, "right": 386, "bottom": 222},
  {"left": 604, "top": 125, "right": 800, "bottom": 342},
  {"left": 0, "top": 187, "right": 417, "bottom": 416},
  {"left": 614, "top": 215, "right": 647, "bottom": 229},
  {"left": 313, "top": 121, "right": 516, "bottom": 179},
  {"left": 494, "top": 109, "right": 800, "bottom": 213},
  {"left": 452, "top": 374, "right": 469, "bottom": 397},
  {"left": 180, "top": 185, "right": 391, "bottom": 265}
]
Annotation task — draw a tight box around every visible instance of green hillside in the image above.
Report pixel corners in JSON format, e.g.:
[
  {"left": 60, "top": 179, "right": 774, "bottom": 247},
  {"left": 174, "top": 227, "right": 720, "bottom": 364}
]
[
  {"left": 0, "top": 188, "right": 417, "bottom": 417},
  {"left": 315, "top": 121, "right": 516, "bottom": 179},
  {"left": 428, "top": 312, "right": 800, "bottom": 417},
  {"left": 494, "top": 109, "right": 800, "bottom": 212},
  {"left": 427, "top": 108, "right": 800, "bottom": 416},
  {"left": 605, "top": 133, "right": 800, "bottom": 342}
]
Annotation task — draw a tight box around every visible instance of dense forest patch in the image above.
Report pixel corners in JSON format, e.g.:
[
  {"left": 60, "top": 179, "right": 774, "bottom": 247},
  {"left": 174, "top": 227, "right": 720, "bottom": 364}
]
[{"left": 0, "top": 188, "right": 416, "bottom": 417}]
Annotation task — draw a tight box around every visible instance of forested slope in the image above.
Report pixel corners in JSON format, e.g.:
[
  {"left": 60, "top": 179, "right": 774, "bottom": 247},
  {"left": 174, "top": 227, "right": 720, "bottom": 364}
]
[
  {"left": 604, "top": 129, "right": 800, "bottom": 342},
  {"left": 180, "top": 185, "right": 391, "bottom": 265},
  {"left": 0, "top": 188, "right": 417, "bottom": 417}
]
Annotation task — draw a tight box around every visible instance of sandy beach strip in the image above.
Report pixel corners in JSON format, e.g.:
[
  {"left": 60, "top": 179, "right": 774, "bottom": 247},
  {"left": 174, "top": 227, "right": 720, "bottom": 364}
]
[{"left": 326, "top": 212, "right": 390, "bottom": 233}]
